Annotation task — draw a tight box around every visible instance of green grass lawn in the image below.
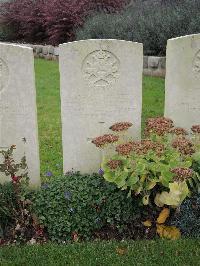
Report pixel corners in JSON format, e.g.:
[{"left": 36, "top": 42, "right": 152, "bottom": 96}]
[
  {"left": 34, "top": 59, "right": 165, "bottom": 182},
  {"left": 1, "top": 239, "right": 199, "bottom": 266},
  {"left": 35, "top": 59, "right": 63, "bottom": 180}
]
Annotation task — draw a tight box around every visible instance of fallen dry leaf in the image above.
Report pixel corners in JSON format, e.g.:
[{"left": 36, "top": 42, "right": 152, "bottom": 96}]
[
  {"left": 116, "top": 247, "right": 127, "bottom": 255},
  {"left": 157, "top": 208, "right": 170, "bottom": 224},
  {"left": 142, "top": 220, "right": 152, "bottom": 227}
]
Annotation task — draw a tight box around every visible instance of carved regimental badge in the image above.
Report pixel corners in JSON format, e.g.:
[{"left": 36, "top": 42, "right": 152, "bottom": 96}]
[
  {"left": 82, "top": 50, "right": 120, "bottom": 87},
  {"left": 0, "top": 58, "right": 9, "bottom": 93},
  {"left": 193, "top": 50, "right": 200, "bottom": 75}
]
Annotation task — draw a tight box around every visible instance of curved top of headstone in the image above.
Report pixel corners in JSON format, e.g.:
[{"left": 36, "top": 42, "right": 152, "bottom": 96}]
[
  {"left": 165, "top": 33, "right": 200, "bottom": 131},
  {"left": 167, "top": 33, "right": 200, "bottom": 42},
  {"left": 166, "top": 33, "right": 200, "bottom": 76},
  {"left": 0, "top": 42, "right": 33, "bottom": 50},
  {"left": 59, "top": 39, "right": 143, "bottom": 47}
]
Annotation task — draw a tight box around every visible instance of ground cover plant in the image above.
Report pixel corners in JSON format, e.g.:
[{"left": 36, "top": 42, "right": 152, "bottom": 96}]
[
  {"left": 170, "top": 193, "right": 200, "bottom": 238},
  {"left": 33, "top": 172, "right": 142, "bottom": 242}
]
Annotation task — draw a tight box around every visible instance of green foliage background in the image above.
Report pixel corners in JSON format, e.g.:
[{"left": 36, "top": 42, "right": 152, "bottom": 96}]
[{"left": 76, "top": 0, "right": 200, "bottom": 55}]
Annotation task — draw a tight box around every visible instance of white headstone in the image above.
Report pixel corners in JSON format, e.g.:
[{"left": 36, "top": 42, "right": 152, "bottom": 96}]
[
  {"left": 0, "top": 43, "right": 40, "bottom": 187},
  {"left": 59, "top": 39, "right": 143, "bottom": 173},
  {"left": 165, "top": 34, "right": 200, "bottom": 130}
]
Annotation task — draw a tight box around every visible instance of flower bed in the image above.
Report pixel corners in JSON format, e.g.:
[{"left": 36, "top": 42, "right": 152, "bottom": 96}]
[{"left": 1, "top": 117, "right": 200, "bottom": 245}]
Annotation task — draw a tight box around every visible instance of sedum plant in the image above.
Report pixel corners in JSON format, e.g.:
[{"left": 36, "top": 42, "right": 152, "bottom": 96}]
[{"left": 92, "top": 118, "right": 200, "bottom": 208}]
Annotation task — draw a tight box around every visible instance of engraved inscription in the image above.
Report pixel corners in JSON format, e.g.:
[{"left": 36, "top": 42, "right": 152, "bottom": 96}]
[
  {"left": 82, "top": 50, "right": 120, "bottom": 87},
  {"left": 193, "top": 50, "right": 200, "bottom": 74},
  {"left": 64, "top": 91, "right": 135, "bottom": 118}
]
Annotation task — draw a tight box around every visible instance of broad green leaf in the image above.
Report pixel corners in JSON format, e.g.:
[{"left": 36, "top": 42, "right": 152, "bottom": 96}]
[
  {"left": 104, "top": 172, "right": 115, "bottom": 182},
  {"left": 146, "top": 181, "right": 157, "bottom": 190},
  {"left": 192, "top": 151, "right": 200, "bottom": 162},
  {"left": 128, "top": 173, "right": 139, "bottom": 186},
  {"left": 155, "top": 182, "right": 189, "bottom": 207}
]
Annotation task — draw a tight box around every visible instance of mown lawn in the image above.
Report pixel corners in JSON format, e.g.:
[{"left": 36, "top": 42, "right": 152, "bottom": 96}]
[
  {"left": 1, "top": 239, "right": 199, "bottom": 266},
  {"left": 34, "top": 59, "right": 165, "bottom": 182},
  {"left": 35, "top": 59, "right": 63, "bottom": 180}
]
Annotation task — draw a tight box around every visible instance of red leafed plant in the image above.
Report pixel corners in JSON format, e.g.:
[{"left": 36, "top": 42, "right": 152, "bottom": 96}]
[
  {"left": 43, "top": 0, "right": 93, "bottom": 45},
  {"left": 0, "top": 0, "right": 47, "bottom": 43},
  {"left": 0, "top": 0, "right": 128, "bottom": 45},
  {"left": 0, "top": 145, "right": 46, "bottom": 245}
]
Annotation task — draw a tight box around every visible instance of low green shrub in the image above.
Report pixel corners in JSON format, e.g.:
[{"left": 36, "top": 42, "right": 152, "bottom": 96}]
[
  {"left": 0, "top": 26, "right": 8, "bottom": 41},
  {"left": 170, "top": 194, "right": 200, "bottom": 238},
  {"left": 0, "top": 15, "right": 15, "bottom": 41},
  {"left": 33, "top": 172, "right": 141, "bottom": 242},
  {"left": 0, "top": 182, "right": 17, "bottom": 235},
  {"left": 76, "top": 13, "right": 128, "bottom": 41},
  {"left": 76, "top": 0, "right": 200, "bottom": 55}
]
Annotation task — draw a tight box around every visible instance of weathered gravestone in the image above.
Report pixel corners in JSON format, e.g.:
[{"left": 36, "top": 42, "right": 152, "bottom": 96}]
[
  {"left": 0, "top": 43, "right": 40, "bottom": 187},
  {"left": 59, "top": 39, "right": 143, "bottom": 173},
  {"left": 165, "top": 34, "right": 200, "bottom": 131}
]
